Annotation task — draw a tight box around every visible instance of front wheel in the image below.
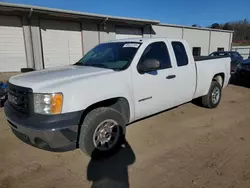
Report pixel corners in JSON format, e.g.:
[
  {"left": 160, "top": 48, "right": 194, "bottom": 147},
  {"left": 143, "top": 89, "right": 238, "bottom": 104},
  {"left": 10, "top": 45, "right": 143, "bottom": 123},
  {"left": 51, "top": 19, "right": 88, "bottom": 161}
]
[
  {"left": 79, "top": 107, "right": 126, "bottom": 158},
  {"left": 201, "top": 81, "right": 222, "bottom": 108}
]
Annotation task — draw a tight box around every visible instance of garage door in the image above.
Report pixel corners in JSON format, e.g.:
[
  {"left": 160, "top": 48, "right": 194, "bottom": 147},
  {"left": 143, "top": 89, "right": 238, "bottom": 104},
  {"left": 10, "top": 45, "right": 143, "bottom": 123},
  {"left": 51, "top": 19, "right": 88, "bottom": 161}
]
[
  {"left": 40, "top": 19, "right": 82, "bottom": 68},
  {"left": 116, "top": 27, "right": 142, "bottom": 39},
  {"left": 0, "top": 16, "right": 26, "bottom": 72}
]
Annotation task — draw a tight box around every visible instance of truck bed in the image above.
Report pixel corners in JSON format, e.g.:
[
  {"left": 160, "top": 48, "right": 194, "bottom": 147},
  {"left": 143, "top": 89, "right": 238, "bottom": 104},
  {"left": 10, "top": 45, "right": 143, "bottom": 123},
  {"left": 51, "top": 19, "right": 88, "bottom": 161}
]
[{"left": 193, "top": 56, "right": 231, "bottom": 99}]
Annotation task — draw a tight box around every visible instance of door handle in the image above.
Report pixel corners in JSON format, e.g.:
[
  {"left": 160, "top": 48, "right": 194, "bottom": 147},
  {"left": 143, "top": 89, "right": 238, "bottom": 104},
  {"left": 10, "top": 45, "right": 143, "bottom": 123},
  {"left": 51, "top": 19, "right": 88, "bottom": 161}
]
[{"left": 166, "top": 75, "right": 176, "bottom": 79}]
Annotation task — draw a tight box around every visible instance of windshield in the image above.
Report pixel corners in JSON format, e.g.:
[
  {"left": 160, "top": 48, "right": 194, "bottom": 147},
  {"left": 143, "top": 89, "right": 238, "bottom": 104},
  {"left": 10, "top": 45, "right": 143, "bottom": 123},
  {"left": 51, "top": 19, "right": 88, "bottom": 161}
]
[{"left": 75, "top": 42, "right": 141, "bottom": 70}]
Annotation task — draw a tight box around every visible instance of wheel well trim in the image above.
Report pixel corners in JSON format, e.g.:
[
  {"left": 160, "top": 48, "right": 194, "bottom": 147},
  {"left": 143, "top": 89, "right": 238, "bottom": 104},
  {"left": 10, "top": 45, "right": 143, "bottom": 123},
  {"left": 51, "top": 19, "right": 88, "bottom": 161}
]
[
  {"left": 212, "top": 73, "right": 225, "bottom": 87},
  {"left": 79, "top": 97, "right": 131, "bottom": 127}
]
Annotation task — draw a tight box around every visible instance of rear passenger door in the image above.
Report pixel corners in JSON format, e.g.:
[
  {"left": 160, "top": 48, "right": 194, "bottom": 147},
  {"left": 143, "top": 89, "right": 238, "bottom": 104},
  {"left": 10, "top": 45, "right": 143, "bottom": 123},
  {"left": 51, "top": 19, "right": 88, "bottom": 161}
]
[{"left": 171, "top": 41, "right": 197, "bottom": 105}]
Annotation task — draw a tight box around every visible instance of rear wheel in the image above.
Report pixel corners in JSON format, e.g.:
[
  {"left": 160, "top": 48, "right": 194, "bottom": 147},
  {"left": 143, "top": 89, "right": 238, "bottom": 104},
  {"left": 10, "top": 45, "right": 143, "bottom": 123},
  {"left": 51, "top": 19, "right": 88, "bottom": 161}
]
[
  {"left": 201, "top": 81, "right": 222, "bottom": 108},
  {"left": 79, "top": 107, "right": 126, "bottom": 158}
]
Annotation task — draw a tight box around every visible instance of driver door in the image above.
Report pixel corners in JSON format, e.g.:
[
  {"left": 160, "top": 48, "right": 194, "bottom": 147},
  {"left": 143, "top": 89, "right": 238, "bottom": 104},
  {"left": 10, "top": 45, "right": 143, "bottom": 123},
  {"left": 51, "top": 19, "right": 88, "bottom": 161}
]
[{"left": 132, "top": 41, "right": 178, "bottom": 120}]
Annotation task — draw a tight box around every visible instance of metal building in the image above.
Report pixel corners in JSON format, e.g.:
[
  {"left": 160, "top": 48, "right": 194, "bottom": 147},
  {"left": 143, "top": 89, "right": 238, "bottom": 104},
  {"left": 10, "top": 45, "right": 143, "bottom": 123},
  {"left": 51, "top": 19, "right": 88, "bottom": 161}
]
[
  {"left": 232, "top": 46, "right": 250, "bottom": 59},
  {"left": 0, "top": 2, "right": 234, "bottom": 72}
]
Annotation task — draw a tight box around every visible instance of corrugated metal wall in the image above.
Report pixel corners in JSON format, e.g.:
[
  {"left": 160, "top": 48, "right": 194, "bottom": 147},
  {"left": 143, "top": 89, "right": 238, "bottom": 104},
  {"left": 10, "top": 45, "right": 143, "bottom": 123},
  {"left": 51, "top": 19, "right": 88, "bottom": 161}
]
[
  {"left": 232, "top": 46, "right": 250, "bottom": 59},
  {"left": 0, "top": 14, "right": 233, "bottom": 72},
  {"left": 81, "top": 22, "right": 99, "bottom": 54},
  {"left": 152, "top": 25, "right": 182, "bottom": 38},
  {"left": 152, "top": 25, "right": 232, "bottom": 56},
  {"left": 210, "top": 31, "right": 231, "bottom": 53},
  {"left": 0, "top": 15, "right": 27, "bottom": 72},
  {"left": 183, "top": 29, "right": 210, "bottom": 55},
  {"left": 40, "top": 19, "right": 82, "bottom": 68}
]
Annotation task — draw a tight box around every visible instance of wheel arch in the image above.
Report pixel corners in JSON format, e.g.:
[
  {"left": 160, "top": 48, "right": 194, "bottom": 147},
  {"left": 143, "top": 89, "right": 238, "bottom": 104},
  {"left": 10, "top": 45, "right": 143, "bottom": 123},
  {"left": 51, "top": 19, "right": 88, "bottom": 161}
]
[
  {"left": 79, "top": 97, "right": 130, "bottom": 126},
  {"left": 212, "top": 73, "right": 225, "bottom": 87}
]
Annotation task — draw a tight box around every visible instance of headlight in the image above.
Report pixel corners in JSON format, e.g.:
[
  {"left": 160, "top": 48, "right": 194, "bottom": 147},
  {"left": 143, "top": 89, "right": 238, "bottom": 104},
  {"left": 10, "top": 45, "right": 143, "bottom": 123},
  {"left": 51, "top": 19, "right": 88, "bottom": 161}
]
[{"left": 33, "top": 93, "right": 63, "bottom": 115}]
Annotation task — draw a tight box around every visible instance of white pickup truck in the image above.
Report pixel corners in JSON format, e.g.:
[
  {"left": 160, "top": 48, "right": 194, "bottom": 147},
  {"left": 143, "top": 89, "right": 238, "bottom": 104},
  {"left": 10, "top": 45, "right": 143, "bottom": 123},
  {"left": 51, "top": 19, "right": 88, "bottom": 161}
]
[{"left": 5, "top": 38, "right": 231, "bottom": 157}]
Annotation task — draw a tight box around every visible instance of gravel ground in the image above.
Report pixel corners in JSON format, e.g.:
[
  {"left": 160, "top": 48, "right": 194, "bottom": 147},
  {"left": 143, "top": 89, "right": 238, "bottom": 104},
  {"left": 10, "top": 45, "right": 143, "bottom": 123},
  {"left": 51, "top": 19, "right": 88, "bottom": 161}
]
[
  {"left": 1, "top": 83, "right": 250, "bottom": 188},
  {"left": 0, "top": 72, "right": 19, "bottom": 82}
]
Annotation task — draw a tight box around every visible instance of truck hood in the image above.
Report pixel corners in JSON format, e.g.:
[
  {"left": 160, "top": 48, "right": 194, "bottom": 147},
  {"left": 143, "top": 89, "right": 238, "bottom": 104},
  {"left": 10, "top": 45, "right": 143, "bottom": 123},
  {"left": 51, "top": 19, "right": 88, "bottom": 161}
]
[{"left": 9, "top": 65, "right": 113, "bottom": 90}]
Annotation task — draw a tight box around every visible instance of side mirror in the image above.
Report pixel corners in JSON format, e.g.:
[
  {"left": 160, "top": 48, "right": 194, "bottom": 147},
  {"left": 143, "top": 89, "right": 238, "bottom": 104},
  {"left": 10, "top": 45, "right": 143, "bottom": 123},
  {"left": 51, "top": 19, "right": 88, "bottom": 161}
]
[{"left": 138, "top": 59, "right": 160, "bottom": 74}]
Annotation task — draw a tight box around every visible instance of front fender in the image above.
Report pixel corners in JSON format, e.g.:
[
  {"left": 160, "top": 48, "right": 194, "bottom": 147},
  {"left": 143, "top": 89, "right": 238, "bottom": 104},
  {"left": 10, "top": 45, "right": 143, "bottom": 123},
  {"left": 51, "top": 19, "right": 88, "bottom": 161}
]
[{"left": 60, "top": 71, "right": 135, "bottom": 122}]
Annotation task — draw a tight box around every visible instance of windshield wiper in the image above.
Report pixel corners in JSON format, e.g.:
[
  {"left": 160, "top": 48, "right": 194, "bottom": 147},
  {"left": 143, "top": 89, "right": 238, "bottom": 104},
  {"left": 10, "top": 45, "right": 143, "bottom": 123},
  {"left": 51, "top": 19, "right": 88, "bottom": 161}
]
[
  {"left": 89, "top": 64, "right": 108, "bottom": 68},
  {"left": 74, "top": 62, "right": 83, "bottom": 65},
  {"left": 73, "top": 62, "right": 104, "bottom": 67},
  {"left": 89, "top": 64, "right": 121, "bottom": 71},
  {"left": 82, "top": 63, "right": 111, "bottom": 69}
]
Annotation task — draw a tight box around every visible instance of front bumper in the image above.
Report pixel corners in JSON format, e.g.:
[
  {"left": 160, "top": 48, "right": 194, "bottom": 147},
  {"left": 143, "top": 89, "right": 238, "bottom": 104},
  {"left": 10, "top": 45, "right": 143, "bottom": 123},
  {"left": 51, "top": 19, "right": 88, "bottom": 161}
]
[{"left": 4, "top": 101, "right": 82, "bottom": 151}]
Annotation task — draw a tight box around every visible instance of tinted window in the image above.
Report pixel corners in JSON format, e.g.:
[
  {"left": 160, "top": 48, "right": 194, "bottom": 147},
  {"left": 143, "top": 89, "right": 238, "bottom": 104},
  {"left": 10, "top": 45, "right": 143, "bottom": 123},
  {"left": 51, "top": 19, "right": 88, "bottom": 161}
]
[
  {"left": 219, "top": 52, "right": 228, "bottom": 56},
  {"left": 231, "top": 52, "right": 240, "bottom": 57},
  {"left": 236, "top": 52, "right": 242, "bottom": 57},
  {"left": 139, "top": 42, "right": 171, "bottom": 69},
  {"left": 192, "top": 47, "right": 201, "bottom": 56},
  {"left": 231, "top": 53, "right": 238, "bottom": 58},
  {"left": 243, "top": 59, "right": 250, "bottom": 64},
  {"left": 211, "top": 52, "right": 228, "bottom": 56},
  {"left": 217, "top": 47, "right": 224, "bottom": 51},
  {"left": 172, "top": 42, "right": 189, "bottom": 66}
]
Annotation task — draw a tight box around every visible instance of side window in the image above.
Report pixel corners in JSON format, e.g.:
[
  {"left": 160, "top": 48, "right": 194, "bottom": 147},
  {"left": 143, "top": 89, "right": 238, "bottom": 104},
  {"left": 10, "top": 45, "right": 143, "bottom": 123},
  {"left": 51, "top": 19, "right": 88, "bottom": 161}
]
[
  {"left": 236, "top": 52, "right": 241, "bottom": 57},
  {"left": 231, "top": 52, "right": 240, "bottom": 58},
  {"left": 217, "top": 47, "right": 224, "bottom": 51},
  {"left": 231, "top": 53, "right": 237, "bottom": 58},
  {"left": 139, "top": 42, "right": 172, "bottom": 69},
  {"left": 192, "top": 47, "right": 201, "bottom": 57},
  {"left": 172, "top": 42, "right": 189, "bottom": 66}
]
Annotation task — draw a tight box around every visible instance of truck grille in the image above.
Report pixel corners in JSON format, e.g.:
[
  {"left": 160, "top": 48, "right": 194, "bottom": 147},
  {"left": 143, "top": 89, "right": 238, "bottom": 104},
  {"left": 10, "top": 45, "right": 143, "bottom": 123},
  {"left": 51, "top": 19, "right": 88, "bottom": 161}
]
[{"left": 8, "top": 83, "right": 32, "bottom": 114}]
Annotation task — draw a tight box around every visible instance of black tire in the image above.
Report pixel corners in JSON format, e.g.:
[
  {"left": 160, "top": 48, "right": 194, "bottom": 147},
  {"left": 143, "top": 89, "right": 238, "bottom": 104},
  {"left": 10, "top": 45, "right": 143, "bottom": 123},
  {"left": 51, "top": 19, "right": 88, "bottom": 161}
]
[
  {"left": 79, "top": 107, "right": 126, "bottom": 158},
  {"left": 201, "top": 81, "right": 222, "bottom": 108}
]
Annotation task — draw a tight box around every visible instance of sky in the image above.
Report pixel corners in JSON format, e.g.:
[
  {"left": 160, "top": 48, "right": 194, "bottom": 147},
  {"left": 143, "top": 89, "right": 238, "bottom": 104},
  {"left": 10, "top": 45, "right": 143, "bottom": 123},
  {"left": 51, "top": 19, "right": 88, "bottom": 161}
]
[{"left": 2, "top": 0, "right": 250, "bottom": 27}]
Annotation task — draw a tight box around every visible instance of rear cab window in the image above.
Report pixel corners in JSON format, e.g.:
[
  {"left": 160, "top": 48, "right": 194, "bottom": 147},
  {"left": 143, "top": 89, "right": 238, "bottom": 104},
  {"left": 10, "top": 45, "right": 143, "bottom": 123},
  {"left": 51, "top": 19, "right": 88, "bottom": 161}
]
[
  {"left": 231, "top": 52, "right": 240, "bottom": 58},
  {"left": 171, "top": 41, "right": 189, "bottom": 66},
  {"left": 212, "top": 52, "right": 228, "bottom": 56}
]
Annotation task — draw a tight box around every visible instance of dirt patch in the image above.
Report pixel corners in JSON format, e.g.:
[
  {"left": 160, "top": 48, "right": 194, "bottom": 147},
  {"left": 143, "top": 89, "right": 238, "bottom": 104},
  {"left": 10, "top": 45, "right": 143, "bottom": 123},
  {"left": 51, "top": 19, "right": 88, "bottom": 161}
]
[
  {"left": 0, "top": 72, "right": 20, "bottom": 82},
  {"left": 1, "top": 85, "right": 250, "bottom": 188}
]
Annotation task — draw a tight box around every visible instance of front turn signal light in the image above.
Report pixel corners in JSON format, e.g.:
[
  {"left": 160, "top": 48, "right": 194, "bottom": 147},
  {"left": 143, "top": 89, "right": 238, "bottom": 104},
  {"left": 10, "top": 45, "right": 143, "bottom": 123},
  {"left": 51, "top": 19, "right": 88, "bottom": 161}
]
[{"left": 50, "top": 93, "right": 63, "bottom": 114}]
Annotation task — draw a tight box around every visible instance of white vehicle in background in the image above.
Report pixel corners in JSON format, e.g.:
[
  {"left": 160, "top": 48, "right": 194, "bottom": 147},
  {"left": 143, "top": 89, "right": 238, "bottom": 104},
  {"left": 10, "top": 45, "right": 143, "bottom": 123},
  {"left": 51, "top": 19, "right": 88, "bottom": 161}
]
[{"left": 5, "top": 38, "right": 231, "bottom": 158}]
